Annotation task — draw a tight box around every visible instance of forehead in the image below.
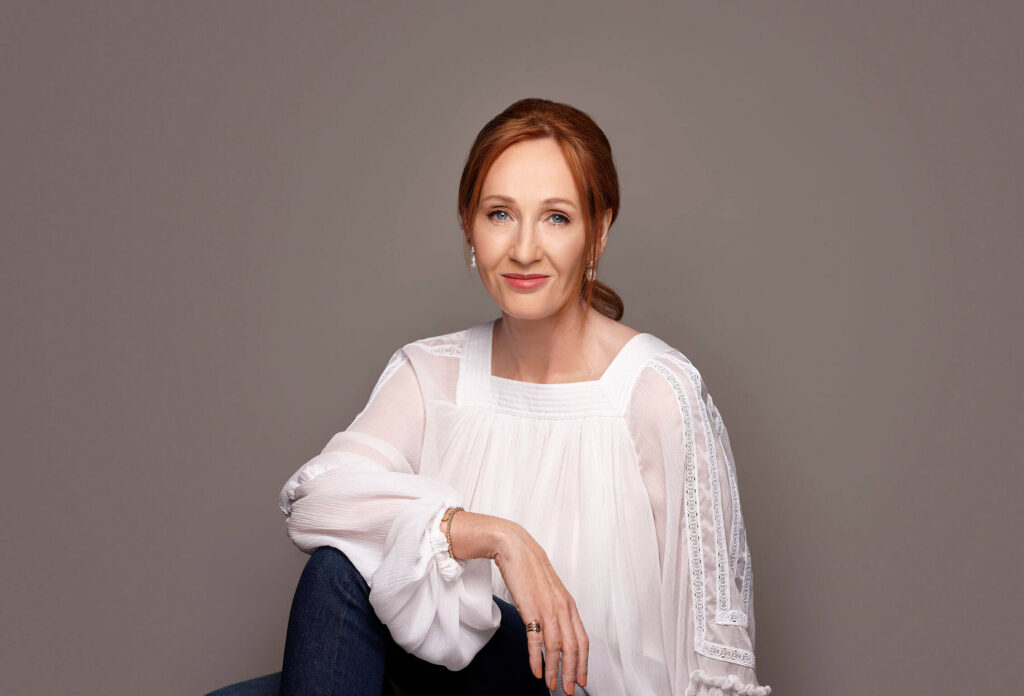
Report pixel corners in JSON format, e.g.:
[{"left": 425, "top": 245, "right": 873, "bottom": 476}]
[{"left": 481, "top": 138, "right": 578, "bottom": 202}]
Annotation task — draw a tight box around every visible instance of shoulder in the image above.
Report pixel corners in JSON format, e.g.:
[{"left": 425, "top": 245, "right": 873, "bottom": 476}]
[
  {"left": 369, "top": 325, "right": 473, "bottom": 369},
  {"left": 624, "top": 344, "right": 734, "bottom": 468},
  {"left": 368, "top": 324, "right": 466, "bottom": 378},
  {"left": 627, "top": 335, "right": 715, "bottom": 426},
  {"left": 361, "top": 324, "right": 477, "bottom": 406},
  {"left": 628, "top": 327, "right": 702, "bottom": 387},
  {"left": 397, "top": 325, "right": 477, "bottom": 370},
  {"left": 640, "top": 343, "right": 706, "bottom": 394},
  {"left": 401, "top": 325, "right": 473, "bottom": 358},
  {"left": 372, "top": 324, "right": 478, "bottom": 398}
]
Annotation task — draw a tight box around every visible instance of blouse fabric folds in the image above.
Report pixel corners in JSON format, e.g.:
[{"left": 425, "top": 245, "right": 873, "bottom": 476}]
[{"left": 279, "top": 319, "right": 772, "bottom": 695}]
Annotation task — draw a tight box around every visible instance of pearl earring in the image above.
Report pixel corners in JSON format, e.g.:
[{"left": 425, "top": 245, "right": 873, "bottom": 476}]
[
  {"left": 468, "top": 244, "right": 476, "bottom": 269},
  {"left": 585, "top": 260, "right": 596, "bottom": 281}
]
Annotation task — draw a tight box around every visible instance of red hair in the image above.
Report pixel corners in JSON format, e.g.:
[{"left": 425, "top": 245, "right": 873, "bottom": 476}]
[{"left": 457, "top": 98, "right": 624, "bottom": 327}]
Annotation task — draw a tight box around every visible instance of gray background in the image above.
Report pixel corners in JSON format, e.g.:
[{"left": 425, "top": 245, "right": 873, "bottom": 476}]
[{"left": 2, "top": 2, "right": 1021, "bottom": 694}]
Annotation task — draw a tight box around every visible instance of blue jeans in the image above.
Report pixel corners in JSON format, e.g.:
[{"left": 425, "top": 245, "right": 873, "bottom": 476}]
[{"left": 280, "top": 546, "right": 550, "bottom": 696}]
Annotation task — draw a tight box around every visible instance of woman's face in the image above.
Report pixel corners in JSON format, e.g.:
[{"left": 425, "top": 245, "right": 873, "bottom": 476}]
[{"left": 471, "top": 137, "right": 607, "bottom": 321}]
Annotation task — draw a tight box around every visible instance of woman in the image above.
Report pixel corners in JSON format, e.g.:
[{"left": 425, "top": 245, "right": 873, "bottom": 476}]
[{"left": 277, "top": 98, "right": 772, "bottom": 696}]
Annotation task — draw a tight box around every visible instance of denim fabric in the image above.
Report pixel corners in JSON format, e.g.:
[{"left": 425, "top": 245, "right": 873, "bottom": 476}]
[{"left": 279, "top": 546, "right": 550, "bottom": 696}]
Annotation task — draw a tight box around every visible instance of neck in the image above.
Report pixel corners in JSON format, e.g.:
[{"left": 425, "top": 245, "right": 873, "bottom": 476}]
[{"left": 493, "top": 303, "right": 600, "bottom": 383}]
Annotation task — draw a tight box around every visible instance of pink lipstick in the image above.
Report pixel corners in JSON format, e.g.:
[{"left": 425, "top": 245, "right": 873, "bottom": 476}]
[{"left": 502, "top": 273, "right": 550, "bottom": 290}]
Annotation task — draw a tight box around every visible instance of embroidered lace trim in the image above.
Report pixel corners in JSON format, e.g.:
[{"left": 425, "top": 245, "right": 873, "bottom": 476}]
[{"left": 649, "top": 354, "right": 755, "bottom": 668}]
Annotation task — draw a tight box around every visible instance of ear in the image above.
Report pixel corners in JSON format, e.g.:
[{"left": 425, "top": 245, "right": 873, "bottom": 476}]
[{"left": 596, "top": 209, "right": 612, "bottom": 258}]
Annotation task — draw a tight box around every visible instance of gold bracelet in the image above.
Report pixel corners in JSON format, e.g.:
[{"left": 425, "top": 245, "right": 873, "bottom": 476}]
[{"left": 442, "top": 506, "right": 464, "bottom": 560}]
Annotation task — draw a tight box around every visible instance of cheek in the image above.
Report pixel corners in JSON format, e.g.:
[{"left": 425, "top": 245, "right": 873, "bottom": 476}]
[
  {"left": 473, "top": 241, "right": 500, "bottom": 267},
  {"left": 469, "top": 229, "right": 489, "bottom": 260},
  {"left": 553, "top": 239, "right": 586, "bottom": 273}
]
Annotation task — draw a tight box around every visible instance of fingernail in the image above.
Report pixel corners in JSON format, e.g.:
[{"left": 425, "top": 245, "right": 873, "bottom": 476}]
[
  {"left": 550, "top": 677, "right": 556, "bottom": 690},
  {"left": 580, "top": 674, "right": 587, "bottom": 687}
]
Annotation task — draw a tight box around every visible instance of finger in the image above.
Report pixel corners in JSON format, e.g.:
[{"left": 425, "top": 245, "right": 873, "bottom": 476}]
[
  {"left": 539, "top": 565, "right": 583, "bottom": 691},
  {"left": 526, "top": 624, "right": 544, "bottom": 682},
  {"left": 543, "top": 618, "right": 563, "bottom": 692},
  {"left": 568, "top": 600, "right": 589, "bottom": 687},
  {"left": 556, "top": 597, "right": 579, "bottom": 694}
]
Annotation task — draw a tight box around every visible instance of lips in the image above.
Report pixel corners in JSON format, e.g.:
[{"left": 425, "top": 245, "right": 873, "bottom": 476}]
[{"left": 502, "top": 274, "right": 550, "bottom": 290}]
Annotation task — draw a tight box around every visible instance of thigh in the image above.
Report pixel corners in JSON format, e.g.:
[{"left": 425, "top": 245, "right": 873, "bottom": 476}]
[{"left": 385, "top": 595, "right": 547, "bottom": 696}]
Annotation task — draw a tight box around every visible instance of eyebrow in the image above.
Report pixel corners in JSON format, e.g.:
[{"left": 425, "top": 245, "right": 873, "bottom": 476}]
[{"left": 480, "top": 194, "right": 578, "bottom": 210}]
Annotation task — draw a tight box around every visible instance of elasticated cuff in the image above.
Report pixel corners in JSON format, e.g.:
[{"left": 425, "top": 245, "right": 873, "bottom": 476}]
[
  {"left": 426, "top": 501, "right": 466, "bottom": 582},
  {"left": 685, "top": 669, "right": 772, "bottom": 696}
]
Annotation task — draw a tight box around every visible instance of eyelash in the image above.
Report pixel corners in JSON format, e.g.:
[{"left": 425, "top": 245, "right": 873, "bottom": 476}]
[{"left": 486, "top": 208, "right": 572, "bottom": 227}]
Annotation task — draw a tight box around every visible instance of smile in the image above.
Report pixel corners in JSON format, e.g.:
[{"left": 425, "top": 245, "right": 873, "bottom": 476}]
[{"left": 502, "top": 274, "right": 550, "bottom": 290}]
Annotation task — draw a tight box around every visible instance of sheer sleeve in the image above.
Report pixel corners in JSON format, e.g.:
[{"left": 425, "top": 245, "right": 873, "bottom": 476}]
[
  {"left": 278, "top": 347, "right": 500, "bottom": 669},
  {"left": 627, "top": 351, "right": 772, "bottom": 695}
]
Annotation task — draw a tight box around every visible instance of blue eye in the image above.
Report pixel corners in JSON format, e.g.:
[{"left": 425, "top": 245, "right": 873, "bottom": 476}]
[{"left": 485, "top": 209, "right": 571, "bottom": 226}]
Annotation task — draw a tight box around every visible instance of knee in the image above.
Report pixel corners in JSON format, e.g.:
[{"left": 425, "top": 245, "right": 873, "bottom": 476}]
[{"left": 298, "top": 546, "right": 367, "bottom": 596}]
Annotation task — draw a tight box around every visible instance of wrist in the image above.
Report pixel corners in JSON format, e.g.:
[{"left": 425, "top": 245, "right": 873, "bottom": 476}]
[
  {"left": 489, "top": 517, "right": 524, "bottom": 564},
  {"left": 440, "top": 506, "right": 464, "bottom": 560},
  {"left": 440, "top": 509, "right": 513, "bottom": 561}
]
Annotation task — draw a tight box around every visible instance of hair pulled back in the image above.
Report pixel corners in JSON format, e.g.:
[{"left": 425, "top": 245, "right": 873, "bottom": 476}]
[{"left": 457, "top": 98, "right": 624, "bottom": 324}]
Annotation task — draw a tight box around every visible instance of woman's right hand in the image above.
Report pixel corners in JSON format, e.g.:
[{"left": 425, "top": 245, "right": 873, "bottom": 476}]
[
  {"left": 443, "top": 509, "right": 589, "bottom": 694},
  {"left": 491, "top": 520, "right": 589, "bottom": 695}
]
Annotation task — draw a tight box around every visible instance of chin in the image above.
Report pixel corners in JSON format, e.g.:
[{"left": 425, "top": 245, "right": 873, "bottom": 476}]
[
  {"left": 485, "top": 281, "right": 571, "bottom": 320},
  {"left": 498, "top": 298, "right": 569, "bottom": 322}
]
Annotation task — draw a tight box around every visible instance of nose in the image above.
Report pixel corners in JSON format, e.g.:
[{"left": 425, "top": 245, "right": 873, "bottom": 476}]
[{"left": 509, "top": 219, "right": 542, "bottom": 265}]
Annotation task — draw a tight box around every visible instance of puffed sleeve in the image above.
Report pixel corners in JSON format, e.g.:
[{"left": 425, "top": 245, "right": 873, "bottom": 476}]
[
  {"left": 278, "top": 346, "right": 501, "bottom": 669},
  {"left": 626, "top": 351, "right": 772, "bottom": 695}
]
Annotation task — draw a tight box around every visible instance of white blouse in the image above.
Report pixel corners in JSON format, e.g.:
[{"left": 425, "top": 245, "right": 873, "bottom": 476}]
[{"left": 279, "top": 318, "right": 772, "bottom": 696}]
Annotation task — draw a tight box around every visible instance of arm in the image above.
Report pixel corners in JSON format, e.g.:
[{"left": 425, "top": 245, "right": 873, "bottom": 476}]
[
  {"left": 438, "top": 509, "right": 591, "bottom": 694},
  {"left": 278, "top": 347, "right": 500, "bottom": 669},
  {"left": 627, "top": 352, "right": 772, "bottom": 696}
]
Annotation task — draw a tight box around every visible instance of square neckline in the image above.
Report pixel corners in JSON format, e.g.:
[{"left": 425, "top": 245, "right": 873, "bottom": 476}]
[
  {"left": 455, "top": 318, "right": 673, "bottom": 418},
  {"left": 486, "top": 318, "right": 649, "bottom": 388}
]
